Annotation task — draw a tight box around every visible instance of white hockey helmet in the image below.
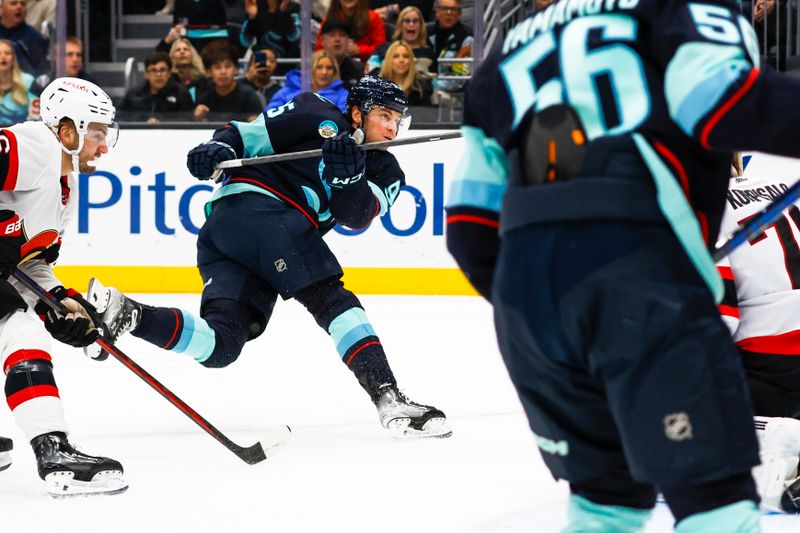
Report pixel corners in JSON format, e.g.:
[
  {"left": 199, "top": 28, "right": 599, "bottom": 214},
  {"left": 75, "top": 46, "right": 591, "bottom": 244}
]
[{"left": 40, "top": 77, "right": 119, "bottom": 150}]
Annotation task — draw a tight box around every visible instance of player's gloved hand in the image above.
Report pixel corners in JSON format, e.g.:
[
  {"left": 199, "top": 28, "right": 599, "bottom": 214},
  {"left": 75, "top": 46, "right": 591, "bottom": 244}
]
[
  {"left": 34, "top": 286, "right": 100, "bottom": 348},
  {"left": 186, "top": 140, "right": 237, "bottom": 180},
  {"left": 322, "top": 132, "right": 365, "bottom": 189},
  {"left": 0, "top": 210, "right": 23, "bottom": 280}
]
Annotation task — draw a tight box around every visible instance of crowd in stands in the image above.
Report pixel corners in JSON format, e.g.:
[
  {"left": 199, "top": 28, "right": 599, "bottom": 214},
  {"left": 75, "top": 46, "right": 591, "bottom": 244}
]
[
  {"left": 115, "top": 0, "right": 475, "bottom": 123},
  {"left": 0, "top": 0, "right": 477, "bottom": 125}
]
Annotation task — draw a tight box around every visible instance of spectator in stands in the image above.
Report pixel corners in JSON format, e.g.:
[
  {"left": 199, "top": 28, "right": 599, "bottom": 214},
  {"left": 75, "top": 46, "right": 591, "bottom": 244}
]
[
  {"left": 0, "top": 38, "right": 39, "bottom": 123},
  {"left": 165, "top": 0, "right": 234, "bottom": 54},
  {"left": 379, "top": 41, "right": 430, "bottom": 105},
  {"left": 63, "top": 36, "right": 97, "bottom": 84},
  {"left": 366, "top": 6, "right": 433, "bottom": 74},
  {"left": 119, "top": 51, "right": 194, "bottom": 123},
  {"left": 268, "top": 49, "right": 348, "bottom": 111},
  {"left": 369, "top": 1, "right": 433, "bottom": 23},
  {"left": 169, "top": 37, "right": 212, "bottom": 102},
  {"left": 427, "top": 0, "right": 471, "bottom": 92},
  {"left": 236, "top": 46, "right": 282, "bottom": 107},
  {"left": 318, "top": 19, "right": 362, "bottom": 88},
  {"left": 316, "top": 0, "right": 386, "bottom": 63},
  {"left": 24, "top": 0, "right": 53, "bottom": 32},
  {"left": 195, "top": 39, "right": 262, "bottom": 122},
  {"left": 240, "top": 0, "right": 301, "bottom": 63},
  {"left": 0, "top": 0, "right": 48, "bottom": 76}
]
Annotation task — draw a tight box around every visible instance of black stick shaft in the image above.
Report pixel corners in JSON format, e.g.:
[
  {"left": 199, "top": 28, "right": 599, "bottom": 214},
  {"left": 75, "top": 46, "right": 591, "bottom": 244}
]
[
  {"left": 11, "top": 269, "right": 267, "bottom": 465},
  {"left": 215, "top": 131, "right": 462, "bottom": 169}
]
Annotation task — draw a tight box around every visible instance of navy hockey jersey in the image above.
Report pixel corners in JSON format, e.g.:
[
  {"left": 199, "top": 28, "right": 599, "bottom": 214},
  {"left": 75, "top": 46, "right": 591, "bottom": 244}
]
[
  {"left": 446, "top": 0, "right": 800, "bottom": 302},
  {"left": 209, "top": 92, "right": 405, "bottom": 232}
]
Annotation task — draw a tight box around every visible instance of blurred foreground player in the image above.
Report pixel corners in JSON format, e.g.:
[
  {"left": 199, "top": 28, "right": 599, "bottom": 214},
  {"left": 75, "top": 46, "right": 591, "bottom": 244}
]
[
  {"left": 446, "top": 0, "right": 800, "bottom": 530},
  {"left": 0, "top": 78, "right": 127, "bottom": 496},
  {"left": 88, "top": 76, "right": 451, "bottom": 439}
]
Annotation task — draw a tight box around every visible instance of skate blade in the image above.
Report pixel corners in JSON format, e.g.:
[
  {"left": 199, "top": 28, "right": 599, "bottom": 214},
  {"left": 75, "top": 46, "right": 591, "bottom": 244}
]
[
  {"left": 387, "top": 417, "right": 453, "bottom": 440},
  {"left": 45, "top": 470, "right": 128, "bottom": 498},
  {"left": 87, "top": 278, "right": 111, "bottom": 313}
]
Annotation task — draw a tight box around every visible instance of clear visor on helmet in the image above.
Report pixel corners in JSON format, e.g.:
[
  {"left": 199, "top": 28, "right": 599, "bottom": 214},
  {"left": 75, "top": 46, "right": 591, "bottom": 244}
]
[
  {"left": 84, "top": 121, "right": 120, "bottom": 149},
  {"left": 367, "top": 107, "right": 412, "bottom": 136}
]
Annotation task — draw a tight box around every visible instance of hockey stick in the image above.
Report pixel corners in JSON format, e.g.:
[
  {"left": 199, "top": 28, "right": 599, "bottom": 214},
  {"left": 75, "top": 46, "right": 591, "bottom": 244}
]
[
  {"left": 712, "top": 179, "right": 800, "bottom": 261},
  {"left": 214, "top": 130, "right": 463, "bottom": 170},
  {"left": 11, "top": 269, "right": 290, "bottom": 465}
]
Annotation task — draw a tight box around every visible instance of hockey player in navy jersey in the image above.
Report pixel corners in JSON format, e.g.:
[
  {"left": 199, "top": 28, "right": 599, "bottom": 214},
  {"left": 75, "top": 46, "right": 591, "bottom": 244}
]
[
  {"left": 88, "top": 76, "right": 451, "bottom": 440},
  {"left": 446, "top": 0, "right": 800, "bottom": 530}
]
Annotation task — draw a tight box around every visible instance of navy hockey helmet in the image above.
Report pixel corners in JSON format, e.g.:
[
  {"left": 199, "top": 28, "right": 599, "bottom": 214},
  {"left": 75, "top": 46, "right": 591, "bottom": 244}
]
[{"left": 346, "top": 76, "right": 410, "bottom": 130}]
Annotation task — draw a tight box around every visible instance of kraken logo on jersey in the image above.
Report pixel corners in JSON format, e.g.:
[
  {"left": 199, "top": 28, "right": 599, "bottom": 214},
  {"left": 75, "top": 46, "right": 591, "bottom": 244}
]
[{"left": 318, "top": 120, "right": 339, "bottom": 139}]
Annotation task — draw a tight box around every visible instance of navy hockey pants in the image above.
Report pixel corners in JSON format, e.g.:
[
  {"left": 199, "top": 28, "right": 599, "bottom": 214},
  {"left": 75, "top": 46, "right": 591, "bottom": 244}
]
[{"left": 493, "top": 220, "right": 759, "bottom": 492}]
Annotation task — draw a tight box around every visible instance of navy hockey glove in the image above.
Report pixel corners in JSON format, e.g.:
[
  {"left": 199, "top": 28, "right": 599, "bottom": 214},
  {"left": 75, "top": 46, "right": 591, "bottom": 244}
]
[
  {"left": 0, "top": 210, "right": 23, "bottom": 280},
  {"left": 186, "top": 141, "right": 237, "bottom": 180},
  {"left": 34, "top": 286, "right": 100, "bottom": 348},
  {"left": 322, "top": 132, "right": 365, "bottom": 189}
]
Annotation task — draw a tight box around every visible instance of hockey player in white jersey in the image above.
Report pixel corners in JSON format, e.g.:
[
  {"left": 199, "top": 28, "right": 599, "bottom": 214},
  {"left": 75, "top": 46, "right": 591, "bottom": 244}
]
[
  {"left": 718, "top": 160, "right": 800, "bottom": 512},
  {"left": 0, "top": 77, "right": 127, "bottom": 496}
]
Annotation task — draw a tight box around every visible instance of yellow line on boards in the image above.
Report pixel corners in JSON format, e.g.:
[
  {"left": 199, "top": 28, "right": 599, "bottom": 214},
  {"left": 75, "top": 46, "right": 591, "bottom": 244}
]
[{"left": 52, "top": 266, "right": 479, "bottom": 296}]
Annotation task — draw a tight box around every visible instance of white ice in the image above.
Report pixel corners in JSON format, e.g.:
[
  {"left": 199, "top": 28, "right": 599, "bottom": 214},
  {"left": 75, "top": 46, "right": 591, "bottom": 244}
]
[{"left": 1, "top": 295, "right": 798, "bottom": 532}]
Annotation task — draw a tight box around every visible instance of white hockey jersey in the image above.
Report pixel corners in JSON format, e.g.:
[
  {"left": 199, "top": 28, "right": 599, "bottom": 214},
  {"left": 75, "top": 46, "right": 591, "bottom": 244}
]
[
  {"left": 0, "top": 120, "right": 75, "bottom": 308},
  {"left": 717, "top": 173, "right": 800, "bottom": 354}
]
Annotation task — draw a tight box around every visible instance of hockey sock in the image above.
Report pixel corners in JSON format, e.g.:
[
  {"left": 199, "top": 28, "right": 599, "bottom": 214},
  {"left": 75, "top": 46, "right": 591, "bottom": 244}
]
[
  {"left": 4, "top": 350, "right": 68, "bottom": 441},
  {"left": 564, "top": 494, "right": 652, "bottom": 533},
  {"left": 134, "top": 307, "right": 216, "bottom": 364},
  {"left": 674, "top": 500, "right": 759, "bottom": 533},
  {"left": 328, "top": 307, "right": 396, "bottom": 399},
  {"left": 294, "top": 278, "right": 397, "bottom": 399}
]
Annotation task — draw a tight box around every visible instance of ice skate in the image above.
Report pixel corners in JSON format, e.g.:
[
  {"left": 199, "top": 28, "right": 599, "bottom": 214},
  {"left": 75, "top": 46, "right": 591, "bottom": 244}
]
[
  {"left": 0, "top": 436, "right": 12, "bottom": 472},
  {"left": 32, "top": 432, "right": 127, "bottom": 497},
  {"left": 374, "top": 385, "right": 452, "bottom": 439},
  {"left": 754, "top": 417, "right": 800, "bottom": 511},
  {"left": 84, "top": 278, "right": 143, "bottom": 360}
]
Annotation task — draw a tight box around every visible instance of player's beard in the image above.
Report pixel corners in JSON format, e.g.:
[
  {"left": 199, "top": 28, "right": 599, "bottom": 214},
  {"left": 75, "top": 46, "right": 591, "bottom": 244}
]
[{"left": 78, "top": 157, "right": 99, "bottom": 174}]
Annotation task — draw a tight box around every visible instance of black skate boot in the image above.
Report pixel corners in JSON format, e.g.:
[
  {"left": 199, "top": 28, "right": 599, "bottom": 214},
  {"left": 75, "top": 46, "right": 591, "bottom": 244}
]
[
  {"left": 374, "top": 385, "right": 452, "bottom": 439},
  {"left": 32, "top": 432, "right": 128, "bottom": 497},
  {"left": 84, "top": 278, "right": 144, "bottom": 360},
  {"left": 0, "top": 436, "right": 12, "bottom": 471}
]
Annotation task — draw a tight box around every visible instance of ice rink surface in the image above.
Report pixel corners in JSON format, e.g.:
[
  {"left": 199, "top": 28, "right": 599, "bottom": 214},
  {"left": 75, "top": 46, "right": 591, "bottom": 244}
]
[{"left": 2, "top": 295, "right": 798, "bottom": 532}]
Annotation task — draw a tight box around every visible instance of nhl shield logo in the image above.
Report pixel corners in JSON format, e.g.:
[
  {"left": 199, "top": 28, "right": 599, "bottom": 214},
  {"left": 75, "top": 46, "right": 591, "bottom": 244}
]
[
  {"left": 664, "top": 412, "right": 693, "bottom": 441},
  {"left": 318, "top": 120, "right": 339, "bottom": 138}
]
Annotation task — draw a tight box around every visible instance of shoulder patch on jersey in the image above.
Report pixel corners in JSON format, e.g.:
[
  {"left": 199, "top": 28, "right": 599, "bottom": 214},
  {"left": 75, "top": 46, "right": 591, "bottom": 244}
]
[
  {"left": 0, "top": 129, "right": 20, "bottom": 191},
  {"left": 318, "top": 120, "right": 339, "bottom": 139}
]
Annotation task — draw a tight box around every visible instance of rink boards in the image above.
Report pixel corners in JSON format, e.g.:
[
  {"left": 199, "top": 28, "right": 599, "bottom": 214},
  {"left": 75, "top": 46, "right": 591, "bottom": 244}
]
[
  {"left": 52, "top": 129, "right": 797, "bottom": 295},
  {"left": 54, "top": 128, "right": 474, "bottom": 295}
]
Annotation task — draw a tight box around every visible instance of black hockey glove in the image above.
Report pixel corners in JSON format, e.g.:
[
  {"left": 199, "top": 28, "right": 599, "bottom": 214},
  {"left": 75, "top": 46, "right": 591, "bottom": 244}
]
[
  {"left": 0, "top": 210, "right": 23, "bottom": 280},
  {"left": 186, "top": 140, "right": 237, "bottom": 180},
  {"left": 34, "top": 286, "right": 100, "bottom": 348},
  {"left": 322, "top": 132, "right": 365, "bottom": 189}
]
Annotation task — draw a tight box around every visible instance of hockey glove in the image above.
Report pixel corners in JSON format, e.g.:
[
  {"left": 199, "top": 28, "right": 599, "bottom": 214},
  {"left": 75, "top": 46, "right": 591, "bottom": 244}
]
[
  {"left": 186, "top": 141, "right": 237, "bottom": 180},
  {"left": 0, "top": 210, "right": 23, "bottom": 280},
  {"left": 34, "top": 286, "right": 100, "bottom": 348},
  {"left": 322, "top": 132, "right": 365, "bottom": 189}
]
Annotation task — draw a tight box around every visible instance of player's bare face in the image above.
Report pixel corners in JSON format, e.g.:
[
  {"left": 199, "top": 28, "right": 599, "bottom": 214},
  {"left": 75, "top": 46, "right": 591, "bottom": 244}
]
[
  {"left": 392, "top": 47, "right": 411, "bottom": 77},
  {"left": 78, "top": 124, "right": 110, "bottom": 173},
  {"left": 0, "top": 43, "right": 13, "bottom": 72},
  {"left": 363, "top": 108, "right": 401, "bottom": 142}
]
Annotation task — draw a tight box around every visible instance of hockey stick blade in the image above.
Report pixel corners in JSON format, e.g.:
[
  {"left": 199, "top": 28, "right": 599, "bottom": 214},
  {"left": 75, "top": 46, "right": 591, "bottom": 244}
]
[
  {"left": 712, "top": 178, "right": 800, "bottom": 261},
  {"left": 11, "top": 269, "right": 288, "bottom": 465},
  {"left": 214, "top": 131, "right": 462, "bottom": 171}
]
